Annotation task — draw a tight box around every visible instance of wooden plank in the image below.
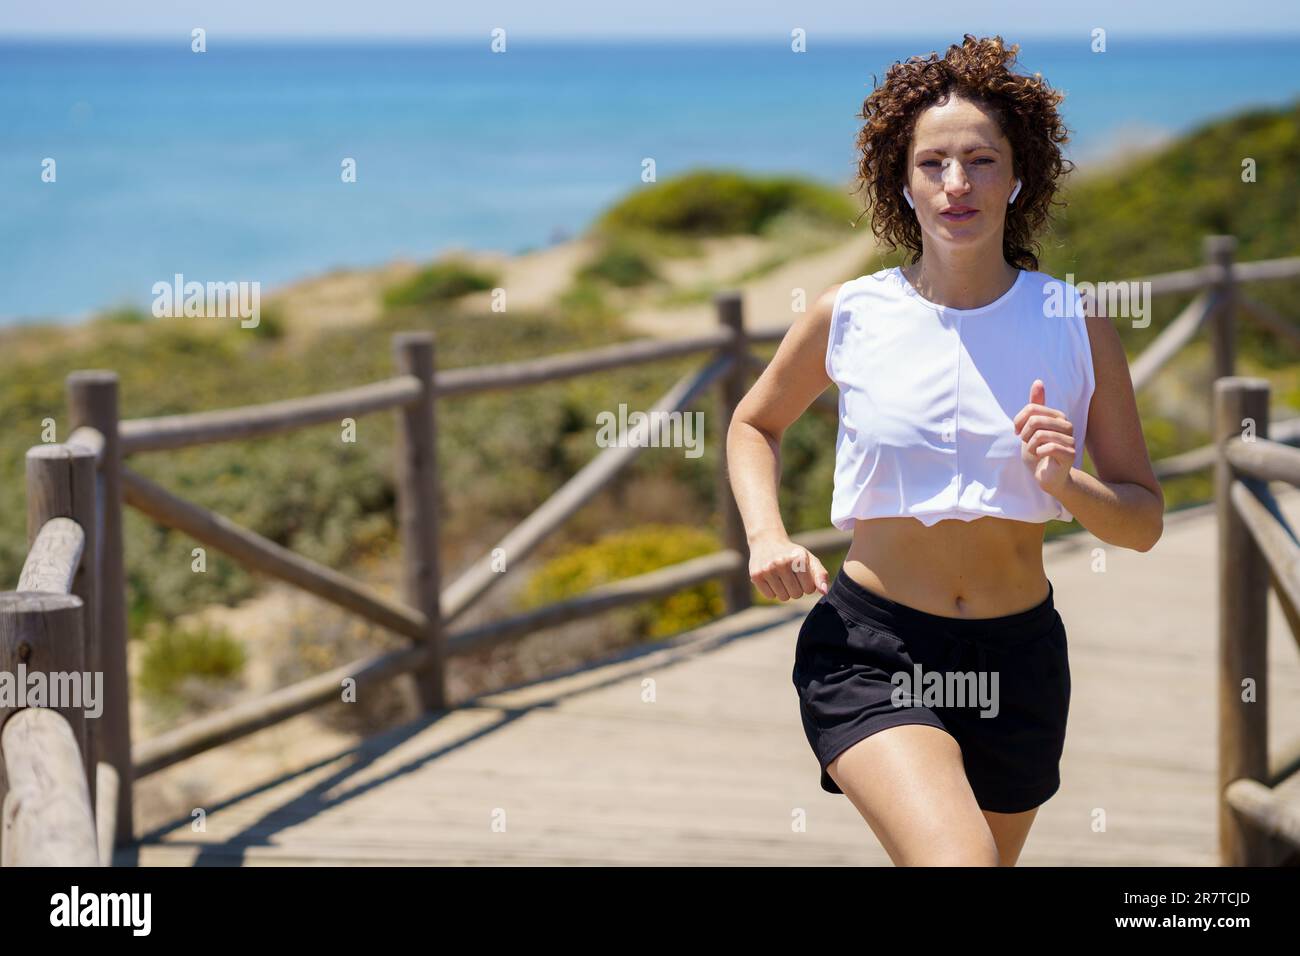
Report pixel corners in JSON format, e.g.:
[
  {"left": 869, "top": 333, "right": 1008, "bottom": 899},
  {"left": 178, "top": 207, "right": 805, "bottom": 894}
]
[
  {"left": 1233, "top": 255, "right": 1300, "bottom": 283},
  {"left": 1, "top": 709, "right": 99, "bottom": 866},
  {"left": 118, "top": 375, "right": 422, "bottom": 454},
  {"left": 1223, "top": 435, "right": 1300, "bottom": 486},
  {"left": 1128, "top": 290, "right": 1217, "bottom": 393},
  {"left": 1224, "top": 778, "right": 1300, "bottom": 850},
  {"left": 1240, "top": 296, "right": 1300, "bottom": 352},
  {"left": 16, "top": 517, "right": 84, "bottom": 594},
  {"left": 1154, "top": 417, "right": 1300, "bottom": 480},
  {"left": 96, "top": 762, "right": 118, "bottom": 866},
  {"left": 431, "top": 330, "right": 731, "bottom": 398},
  {"left": 1229, "top": 479, "right": 1300, "bottom": 657},
  {"left": 448, "top": 549, "right": 745, "bottom": 655}
]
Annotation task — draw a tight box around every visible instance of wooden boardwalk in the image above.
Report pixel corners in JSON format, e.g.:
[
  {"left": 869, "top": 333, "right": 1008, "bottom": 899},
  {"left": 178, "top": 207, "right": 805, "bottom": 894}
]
[{"left": 116, "top": 490, "right": 1300, "bottom": 866}]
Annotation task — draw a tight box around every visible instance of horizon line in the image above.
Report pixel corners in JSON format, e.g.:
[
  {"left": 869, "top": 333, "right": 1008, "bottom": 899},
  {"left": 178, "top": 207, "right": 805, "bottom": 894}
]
[{"left": 4, "top": 30, "right": 1300, "bottom": 42}]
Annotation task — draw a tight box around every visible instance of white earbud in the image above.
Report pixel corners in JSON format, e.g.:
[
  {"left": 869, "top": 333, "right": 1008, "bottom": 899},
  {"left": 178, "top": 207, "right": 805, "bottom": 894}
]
[
  {"left": 1009, "top": 178, "right": 1022, "bottom": 204},
  {"left": 902, "top": 185, "right": 914, "bottom": 209}
]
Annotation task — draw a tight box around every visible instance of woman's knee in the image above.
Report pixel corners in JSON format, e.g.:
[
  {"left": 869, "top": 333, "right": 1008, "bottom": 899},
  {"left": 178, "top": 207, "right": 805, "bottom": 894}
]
[{"left": 910, "top": 840, "right": 1000, "bottom": 866}]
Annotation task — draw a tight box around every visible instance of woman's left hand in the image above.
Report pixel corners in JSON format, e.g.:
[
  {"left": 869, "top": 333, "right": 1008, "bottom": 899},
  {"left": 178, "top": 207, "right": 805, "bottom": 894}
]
[{"left": 1014, "top": 379, "right": 1074, "bottom": 496}]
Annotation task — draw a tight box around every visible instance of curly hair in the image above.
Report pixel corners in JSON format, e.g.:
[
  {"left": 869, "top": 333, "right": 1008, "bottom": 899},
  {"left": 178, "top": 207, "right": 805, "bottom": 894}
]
[{"left": 853, "top": 34, "right": 1073, "bottom": 271}]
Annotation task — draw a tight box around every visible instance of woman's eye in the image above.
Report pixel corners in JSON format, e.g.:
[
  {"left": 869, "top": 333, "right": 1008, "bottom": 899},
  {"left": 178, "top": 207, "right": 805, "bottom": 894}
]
[{"left": 919, "top": 158, "right": 994, "bottom": 167}]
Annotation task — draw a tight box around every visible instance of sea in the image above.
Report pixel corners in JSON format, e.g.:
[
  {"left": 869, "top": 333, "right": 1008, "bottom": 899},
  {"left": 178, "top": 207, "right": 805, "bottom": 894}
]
[{"left": 2, "top": 35, "right": 1297, "bottom": 323}]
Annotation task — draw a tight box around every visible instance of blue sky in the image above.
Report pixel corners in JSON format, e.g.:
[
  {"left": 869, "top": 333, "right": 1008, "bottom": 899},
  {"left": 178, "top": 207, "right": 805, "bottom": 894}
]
[{"left": 6, "top": 0, "right": 1300, "bottom": 38}]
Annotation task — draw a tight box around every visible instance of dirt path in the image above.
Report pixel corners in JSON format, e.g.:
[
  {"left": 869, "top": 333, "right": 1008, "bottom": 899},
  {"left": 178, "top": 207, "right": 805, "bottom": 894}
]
[{"left": 620, "top": 230, "right": 881, "bottom": 338}]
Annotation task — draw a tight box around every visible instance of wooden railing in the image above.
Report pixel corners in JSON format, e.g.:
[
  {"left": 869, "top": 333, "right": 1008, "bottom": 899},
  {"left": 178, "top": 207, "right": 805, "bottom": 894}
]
[
  {"left": 0, "top": 428, "right": 116, "bottom": 865},
  {"left": 1213, "top": 378, "right": 1300, "bottom": 865},
  {"left": 4, "top": 233, "right": 1298, "bottom": 866}
]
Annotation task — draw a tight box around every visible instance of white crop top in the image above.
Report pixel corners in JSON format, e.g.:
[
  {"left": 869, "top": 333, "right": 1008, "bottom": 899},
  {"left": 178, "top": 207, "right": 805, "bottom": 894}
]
[{"left": 826, "top": 265, "right": 1096, "bottom": 529}]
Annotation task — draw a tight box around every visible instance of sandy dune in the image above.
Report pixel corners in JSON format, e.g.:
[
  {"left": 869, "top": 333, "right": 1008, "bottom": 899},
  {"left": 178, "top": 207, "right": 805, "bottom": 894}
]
[{"left": 264, "top": 227, "right": 883, "bottom": 343}]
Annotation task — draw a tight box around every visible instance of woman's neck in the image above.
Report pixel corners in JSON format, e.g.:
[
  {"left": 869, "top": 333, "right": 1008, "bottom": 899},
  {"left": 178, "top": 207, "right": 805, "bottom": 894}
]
[{"left": 902, "top": 248, "right": 1021, "bottom": 311}]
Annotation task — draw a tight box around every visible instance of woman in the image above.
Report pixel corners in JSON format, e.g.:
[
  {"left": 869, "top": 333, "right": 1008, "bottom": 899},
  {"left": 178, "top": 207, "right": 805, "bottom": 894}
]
[{"left": 726, "top": 35, "right": 1164, "bottom": 866}]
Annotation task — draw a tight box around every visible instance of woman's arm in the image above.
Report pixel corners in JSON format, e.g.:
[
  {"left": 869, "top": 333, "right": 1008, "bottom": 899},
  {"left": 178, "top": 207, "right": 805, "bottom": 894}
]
[
  {"left": 1052, "top": 307, "right": 1165, "bottom": 551},
  {"left": 726, "top": 284, "right": 841, "bottom": 599}
]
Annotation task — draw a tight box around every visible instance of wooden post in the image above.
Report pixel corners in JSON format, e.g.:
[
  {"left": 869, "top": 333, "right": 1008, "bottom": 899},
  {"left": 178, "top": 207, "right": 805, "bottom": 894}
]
[
  {"left": 24, "top": 444, "right": 98, "bottom": 814},
  {"left": 1214, "top": 377, "right": 1272, "bottom": 865},
  {"left": 713, "top": 291, "right": 752, "bottom": 615},
  {"left": 393, "top": 333, "right": 445, "bottom": 711},
  {"left": 1206, "top": 235, "right": 1238, "bottom": 384},
  {"left": 0, "top": 591, "right": 91, "bottom": 864},
  {"left": 66, "top": 371, "right": 133, "bottom": 848}
]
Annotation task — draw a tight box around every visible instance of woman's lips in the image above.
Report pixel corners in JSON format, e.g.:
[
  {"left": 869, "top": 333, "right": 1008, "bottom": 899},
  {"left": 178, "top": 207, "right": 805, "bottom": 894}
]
[{"left": 940, "top": 209, "right": 979, "bottom": 222}]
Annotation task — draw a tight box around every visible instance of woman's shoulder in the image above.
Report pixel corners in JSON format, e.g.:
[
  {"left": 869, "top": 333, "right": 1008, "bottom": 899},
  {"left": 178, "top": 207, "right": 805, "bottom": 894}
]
[
  {"left": 833, "top": 266, "right": 902, "bottom": 304},
  {"left": 858, "top": 265, "right": 902, "bottom": 288}
]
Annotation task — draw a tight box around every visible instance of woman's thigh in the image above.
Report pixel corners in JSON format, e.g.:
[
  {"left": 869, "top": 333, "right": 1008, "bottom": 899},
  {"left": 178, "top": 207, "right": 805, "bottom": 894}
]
[{"left": 826, "top": 722, "right": 999, "bottom": 866}]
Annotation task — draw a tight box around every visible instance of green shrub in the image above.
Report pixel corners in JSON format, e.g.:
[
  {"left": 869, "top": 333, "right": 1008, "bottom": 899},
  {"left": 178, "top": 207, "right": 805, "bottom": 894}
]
[
  {"left": 577, "top": 237, "right": 661, "bottom": 287},
  {"left": 248, "top": 303, "right": 286, "bottom": 339},
  {"left": 595, "top": 169, "right": 857, "bottom": 238},
  {"left": 93, "top": 306, "right": 150, "bottom": 326},
  {"left": 553, "top": 277, "right": 624, "bottom": 331},
  {"left": 138, "top": 621, "right": 247, "bottom": 701},
  {"left": 1048, "top": 102, "right": 1300, "bottom": 281},
  {"left": 519, "top": 524, "right": 725, "bottom": 638},
  {"left": 382, "top": 258, "right": 499, "bottom": 307}
]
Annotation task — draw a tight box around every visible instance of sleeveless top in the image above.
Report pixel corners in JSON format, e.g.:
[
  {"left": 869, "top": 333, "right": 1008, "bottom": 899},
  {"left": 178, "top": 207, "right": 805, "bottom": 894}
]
[{"left": 826, "top": 265, "right": 1095, "bottom": 530}]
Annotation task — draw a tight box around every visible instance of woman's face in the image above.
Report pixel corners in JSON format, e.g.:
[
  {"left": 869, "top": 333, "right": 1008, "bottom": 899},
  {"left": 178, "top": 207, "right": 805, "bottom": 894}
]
[{"left": 905, "top": 94, "right": 1017, "bottom": 251}]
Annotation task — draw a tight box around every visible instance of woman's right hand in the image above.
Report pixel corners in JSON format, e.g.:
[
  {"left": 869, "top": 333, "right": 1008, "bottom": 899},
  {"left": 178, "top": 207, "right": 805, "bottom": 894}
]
[{"left": 747, "top": 536, "right": 830, "bottom": 601}]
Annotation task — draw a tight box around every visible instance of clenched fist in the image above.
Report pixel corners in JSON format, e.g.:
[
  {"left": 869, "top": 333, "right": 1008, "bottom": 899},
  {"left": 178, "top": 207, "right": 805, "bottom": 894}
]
[{"left": 748, "top": 536, "right": 830, "bottom": 601}]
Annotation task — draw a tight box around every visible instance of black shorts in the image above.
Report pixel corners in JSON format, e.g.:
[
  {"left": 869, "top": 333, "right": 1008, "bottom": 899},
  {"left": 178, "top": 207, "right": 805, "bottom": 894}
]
[{"left": 791, "top": 569, "right": 1071, "bottom": 814}]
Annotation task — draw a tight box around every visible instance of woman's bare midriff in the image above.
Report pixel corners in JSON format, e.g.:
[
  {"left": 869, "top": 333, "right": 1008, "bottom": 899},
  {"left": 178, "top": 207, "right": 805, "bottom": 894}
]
[{"left": 842, "top": 515, "right": 1051, "bottom": 618}]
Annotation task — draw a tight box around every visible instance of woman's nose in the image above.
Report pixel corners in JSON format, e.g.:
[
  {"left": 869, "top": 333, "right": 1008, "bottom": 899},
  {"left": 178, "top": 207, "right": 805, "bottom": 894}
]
[{"left": 943, "top": 164, "right": 972, "bottom": 193}]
